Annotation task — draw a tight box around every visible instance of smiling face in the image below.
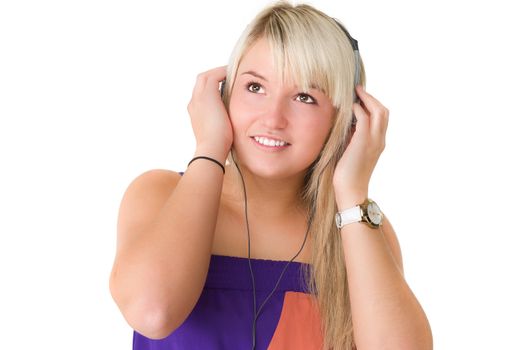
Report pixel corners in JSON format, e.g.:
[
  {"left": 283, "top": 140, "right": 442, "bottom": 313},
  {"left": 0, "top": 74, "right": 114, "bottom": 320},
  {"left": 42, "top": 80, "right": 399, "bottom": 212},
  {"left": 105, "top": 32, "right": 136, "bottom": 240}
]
[{"left": 228, "top": 37, "right": 336, "bottom": 180}]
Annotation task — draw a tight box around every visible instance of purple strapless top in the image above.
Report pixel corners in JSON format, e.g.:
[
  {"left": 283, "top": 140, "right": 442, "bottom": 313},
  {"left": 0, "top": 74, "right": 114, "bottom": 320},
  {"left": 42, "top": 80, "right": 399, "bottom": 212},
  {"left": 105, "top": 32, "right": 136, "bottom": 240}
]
[{"left": 132, "top": 254, "right": 323, "bottom": 349}]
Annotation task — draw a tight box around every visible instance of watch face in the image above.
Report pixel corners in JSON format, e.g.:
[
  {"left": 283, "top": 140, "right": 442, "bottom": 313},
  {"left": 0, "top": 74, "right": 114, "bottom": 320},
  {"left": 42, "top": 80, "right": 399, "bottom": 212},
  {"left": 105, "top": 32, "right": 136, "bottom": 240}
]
[{"left": 367, "top": 201, "right": 383, "bottom": 226}]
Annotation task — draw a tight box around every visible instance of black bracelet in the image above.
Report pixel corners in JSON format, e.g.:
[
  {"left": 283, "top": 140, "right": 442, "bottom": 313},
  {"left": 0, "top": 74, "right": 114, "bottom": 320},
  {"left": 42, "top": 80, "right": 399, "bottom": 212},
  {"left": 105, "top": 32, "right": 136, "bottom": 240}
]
[{"left": 187, "top": 156, "right": 225, "bottom": 174}]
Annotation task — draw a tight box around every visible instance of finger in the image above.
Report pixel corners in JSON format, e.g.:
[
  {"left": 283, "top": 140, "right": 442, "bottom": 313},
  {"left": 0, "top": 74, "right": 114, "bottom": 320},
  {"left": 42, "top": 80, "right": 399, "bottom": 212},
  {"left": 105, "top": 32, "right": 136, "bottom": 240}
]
[
  {"left": 205, "top": 66, "right": 228, "bottom": 97},
  {"left": 369, "top": 106, "right": 388, "bottom": 146},
  {"left": 357, "top": 98, "right": 370, "bottom": 117},
  {"left": 356, "top": 85, "right": 386, "bottom": 116},
  {"left": 192, "top": 66, "right": 228, "bottom": 97},
  {"left": 356, "top": 86, "right": 388, "bottom": 137},
  {"left": 203, "top": 65, "right": 228, "bottom": 83},
  {"left": 352, "top": 101, "right": 370, "bottom": 137}
]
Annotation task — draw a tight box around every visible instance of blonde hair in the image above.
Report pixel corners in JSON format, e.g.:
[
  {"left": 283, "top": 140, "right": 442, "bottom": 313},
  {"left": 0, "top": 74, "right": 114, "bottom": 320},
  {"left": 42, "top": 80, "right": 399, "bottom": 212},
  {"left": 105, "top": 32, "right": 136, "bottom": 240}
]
[{"left": 222, "top": 1, "right": 366, "bottom": 349}]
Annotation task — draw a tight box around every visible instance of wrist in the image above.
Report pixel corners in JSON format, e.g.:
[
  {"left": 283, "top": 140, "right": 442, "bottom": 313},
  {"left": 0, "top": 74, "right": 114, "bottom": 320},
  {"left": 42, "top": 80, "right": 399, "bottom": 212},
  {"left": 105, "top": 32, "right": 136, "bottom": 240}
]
[
  {"left": 194, "top": 145, "right": 229, "bottom": 164},
  {"left": 188, "top": 156, "right": 225, "bottom": 174},
  {"left": 334, "top": 189, "right": 368, "bottom": 211}
]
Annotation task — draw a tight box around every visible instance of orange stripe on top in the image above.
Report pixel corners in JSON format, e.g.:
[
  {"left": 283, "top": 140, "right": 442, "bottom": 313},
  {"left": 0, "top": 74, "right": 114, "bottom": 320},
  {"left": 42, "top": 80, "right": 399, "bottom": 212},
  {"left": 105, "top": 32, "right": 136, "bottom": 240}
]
[{"left": 267, "top": 291, "right": 324, "bottom": 350}]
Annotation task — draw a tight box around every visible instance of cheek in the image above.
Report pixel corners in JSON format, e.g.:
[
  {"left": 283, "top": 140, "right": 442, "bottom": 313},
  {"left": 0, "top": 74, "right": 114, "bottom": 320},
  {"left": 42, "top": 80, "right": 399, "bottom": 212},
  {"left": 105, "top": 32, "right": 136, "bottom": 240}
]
[
  {"left": 229, "top": 86, "right": 249, "bottom": 115},
  {"left": 227, "top": 94, "right": 246, "bottom": 130},
  {"left": 303, "top": 113, "right": 333, "bottom": 142},
  {"left": 301, "top": 116, "right": 334, "bottom": 156},
  {"left": 228, "top": 93, "right": 265, "bottom": 135},
  {"left": 228, "top": 104, "right": 254, "bottom": 143},
  {"left": 230, "top": 93, "right": 264, "bottom": 120}
]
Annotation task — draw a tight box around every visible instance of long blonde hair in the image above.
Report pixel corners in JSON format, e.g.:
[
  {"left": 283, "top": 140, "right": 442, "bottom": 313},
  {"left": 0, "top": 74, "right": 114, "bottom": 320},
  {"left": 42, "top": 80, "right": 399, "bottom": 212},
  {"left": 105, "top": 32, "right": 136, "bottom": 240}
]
[{"left": 222, "top": 2, "right": 366, "bottom": 349}]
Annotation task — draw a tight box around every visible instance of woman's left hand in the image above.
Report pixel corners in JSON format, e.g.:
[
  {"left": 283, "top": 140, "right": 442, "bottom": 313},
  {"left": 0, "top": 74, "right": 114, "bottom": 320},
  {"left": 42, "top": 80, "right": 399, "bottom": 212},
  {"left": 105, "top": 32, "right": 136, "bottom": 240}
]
[{"left": 333, "top": 85, "right": 389, "bottom": 209}]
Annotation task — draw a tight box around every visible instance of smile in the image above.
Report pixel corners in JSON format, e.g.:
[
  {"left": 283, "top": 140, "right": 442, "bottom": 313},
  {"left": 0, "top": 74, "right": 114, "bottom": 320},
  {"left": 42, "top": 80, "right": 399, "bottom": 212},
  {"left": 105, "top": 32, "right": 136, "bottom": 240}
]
[{"left": 252, "top": 136, "right": 289, "bottom": 147}]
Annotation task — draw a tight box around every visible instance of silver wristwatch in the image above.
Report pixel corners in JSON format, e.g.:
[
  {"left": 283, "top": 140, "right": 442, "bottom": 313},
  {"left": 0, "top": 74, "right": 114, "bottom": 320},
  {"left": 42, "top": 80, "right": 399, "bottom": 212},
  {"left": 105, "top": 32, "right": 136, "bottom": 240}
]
[{"left": 335, "top": 199, "right": 383, "bottom": 229}]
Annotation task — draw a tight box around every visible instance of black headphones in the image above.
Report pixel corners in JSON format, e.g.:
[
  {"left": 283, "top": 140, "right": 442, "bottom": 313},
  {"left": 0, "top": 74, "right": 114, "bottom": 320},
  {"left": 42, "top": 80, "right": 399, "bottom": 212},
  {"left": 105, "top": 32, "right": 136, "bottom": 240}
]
[
  {"left": 219, "top": 19, "right": 361, "bottom": 349},
  {"left": 333, "top": 18, "right": 362, "bottom": 125}
]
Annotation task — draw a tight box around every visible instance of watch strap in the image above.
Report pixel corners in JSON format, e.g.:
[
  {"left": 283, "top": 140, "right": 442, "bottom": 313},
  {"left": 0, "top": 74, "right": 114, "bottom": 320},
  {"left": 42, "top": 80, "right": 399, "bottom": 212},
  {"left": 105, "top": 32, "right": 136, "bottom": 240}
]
[{"left": 336, "top": 205, "right": 362, "bottom": 228}]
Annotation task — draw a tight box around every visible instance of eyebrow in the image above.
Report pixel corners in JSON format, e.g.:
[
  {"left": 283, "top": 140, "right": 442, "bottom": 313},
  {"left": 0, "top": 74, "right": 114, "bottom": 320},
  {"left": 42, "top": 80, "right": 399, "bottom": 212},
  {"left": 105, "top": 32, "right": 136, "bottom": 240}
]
[
  {"left": 240, "top": 70, "right": 321, "bottom": 92},
  {"left": 241, "top": 70, "right": 268, "bottom": 81}
]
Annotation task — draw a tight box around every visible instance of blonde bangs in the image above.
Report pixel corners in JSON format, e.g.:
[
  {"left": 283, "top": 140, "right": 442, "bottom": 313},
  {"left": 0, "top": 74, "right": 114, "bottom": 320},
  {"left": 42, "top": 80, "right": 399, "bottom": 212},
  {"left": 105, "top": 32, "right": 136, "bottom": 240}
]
[{"left": 262, "top": 7, "right": 357, "bottom": 111}]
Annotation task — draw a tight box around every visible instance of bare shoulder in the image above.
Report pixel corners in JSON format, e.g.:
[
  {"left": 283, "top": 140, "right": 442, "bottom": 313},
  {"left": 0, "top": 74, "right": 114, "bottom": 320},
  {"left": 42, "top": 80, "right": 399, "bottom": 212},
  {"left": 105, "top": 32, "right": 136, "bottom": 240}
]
[
  {"left": 115, "top": 169, "right": 182, "bottom": 253},
  {"left": 381, "top": 215, "right": 404, "bottom": 276}
]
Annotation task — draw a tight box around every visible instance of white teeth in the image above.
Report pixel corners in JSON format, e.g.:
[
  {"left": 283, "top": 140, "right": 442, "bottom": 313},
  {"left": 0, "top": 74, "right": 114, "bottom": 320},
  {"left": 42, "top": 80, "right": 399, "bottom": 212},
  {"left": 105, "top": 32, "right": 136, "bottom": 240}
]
[{"left": 254, "top": 136, "right": 287, "bottom": 147}]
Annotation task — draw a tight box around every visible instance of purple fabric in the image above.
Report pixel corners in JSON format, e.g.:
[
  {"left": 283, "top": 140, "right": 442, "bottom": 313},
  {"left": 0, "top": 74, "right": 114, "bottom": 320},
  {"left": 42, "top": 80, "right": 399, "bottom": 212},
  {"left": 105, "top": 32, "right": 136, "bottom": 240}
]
[{"left": 132, "top": 254, "right": 312, "bottom": 349}]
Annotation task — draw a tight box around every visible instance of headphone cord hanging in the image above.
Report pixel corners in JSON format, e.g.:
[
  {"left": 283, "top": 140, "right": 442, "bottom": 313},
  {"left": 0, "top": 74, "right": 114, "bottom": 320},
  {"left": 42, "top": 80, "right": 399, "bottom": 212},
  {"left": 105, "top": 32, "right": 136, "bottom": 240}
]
[{"left": 231, "top": 153, "right": 312, "bottom": 350}]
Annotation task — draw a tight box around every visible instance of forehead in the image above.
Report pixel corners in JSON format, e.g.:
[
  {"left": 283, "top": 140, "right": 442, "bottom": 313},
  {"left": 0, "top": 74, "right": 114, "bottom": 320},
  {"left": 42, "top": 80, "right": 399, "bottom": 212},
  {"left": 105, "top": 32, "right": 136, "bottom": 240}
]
[{"left": 237, "top": 38, "right": 276, "bottom": 79}]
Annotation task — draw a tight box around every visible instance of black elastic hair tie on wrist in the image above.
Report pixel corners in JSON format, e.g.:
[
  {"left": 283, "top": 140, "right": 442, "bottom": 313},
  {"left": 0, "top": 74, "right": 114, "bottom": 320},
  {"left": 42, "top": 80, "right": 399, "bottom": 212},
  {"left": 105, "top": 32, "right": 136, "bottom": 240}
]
[{"left": 187, "top": 156, "right": 225, "bottom": 174}]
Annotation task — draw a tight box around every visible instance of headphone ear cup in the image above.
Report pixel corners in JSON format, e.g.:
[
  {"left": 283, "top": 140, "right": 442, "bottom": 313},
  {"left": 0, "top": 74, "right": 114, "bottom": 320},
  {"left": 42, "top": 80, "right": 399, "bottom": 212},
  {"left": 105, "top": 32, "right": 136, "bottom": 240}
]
[{"left": 220, "top": 79, "right": 226, "bottom": 98}]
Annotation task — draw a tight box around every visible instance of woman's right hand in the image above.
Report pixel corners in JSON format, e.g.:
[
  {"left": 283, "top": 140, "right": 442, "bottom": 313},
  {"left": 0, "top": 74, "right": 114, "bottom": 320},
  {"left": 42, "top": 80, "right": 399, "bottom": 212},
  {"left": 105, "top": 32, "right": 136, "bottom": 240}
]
[{"left": 187, "top": 66, "right": 233, "bottom": 162}]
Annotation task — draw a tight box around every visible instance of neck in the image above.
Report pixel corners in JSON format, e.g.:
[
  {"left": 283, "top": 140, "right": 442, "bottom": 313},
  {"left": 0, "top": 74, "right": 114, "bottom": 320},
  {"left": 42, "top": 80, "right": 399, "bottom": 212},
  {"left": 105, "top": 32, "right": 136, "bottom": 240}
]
[{"left": 223, "top": 163, "right": 307, "bottom": 219}]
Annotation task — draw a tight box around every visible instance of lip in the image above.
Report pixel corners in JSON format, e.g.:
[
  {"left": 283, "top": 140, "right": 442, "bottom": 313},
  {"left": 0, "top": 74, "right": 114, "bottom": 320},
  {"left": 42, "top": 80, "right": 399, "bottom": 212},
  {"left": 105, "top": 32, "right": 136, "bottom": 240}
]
[{"left": 250, "top": 135, "right": 290, "bottom": 151}]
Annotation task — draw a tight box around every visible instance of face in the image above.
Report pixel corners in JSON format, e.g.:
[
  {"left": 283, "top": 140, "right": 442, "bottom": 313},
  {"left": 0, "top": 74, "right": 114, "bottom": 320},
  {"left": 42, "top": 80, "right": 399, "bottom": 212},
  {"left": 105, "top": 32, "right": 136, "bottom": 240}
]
[{"left": 228, "top": 38, "right": 336, "bottom": 179}]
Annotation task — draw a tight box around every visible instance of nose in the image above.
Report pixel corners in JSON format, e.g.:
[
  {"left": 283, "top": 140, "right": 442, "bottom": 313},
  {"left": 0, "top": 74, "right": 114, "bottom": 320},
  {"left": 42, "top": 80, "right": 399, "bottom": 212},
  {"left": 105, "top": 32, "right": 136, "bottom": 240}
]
[{"left": 261, "top": 97, "right": 288, "bottom": 129}]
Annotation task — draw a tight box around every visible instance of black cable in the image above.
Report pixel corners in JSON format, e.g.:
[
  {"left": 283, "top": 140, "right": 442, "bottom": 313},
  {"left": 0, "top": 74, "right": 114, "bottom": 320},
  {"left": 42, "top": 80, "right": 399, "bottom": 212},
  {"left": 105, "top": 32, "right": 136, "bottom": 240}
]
[{"left": 231, "top": 152, "right": 311, "bottom": 350}]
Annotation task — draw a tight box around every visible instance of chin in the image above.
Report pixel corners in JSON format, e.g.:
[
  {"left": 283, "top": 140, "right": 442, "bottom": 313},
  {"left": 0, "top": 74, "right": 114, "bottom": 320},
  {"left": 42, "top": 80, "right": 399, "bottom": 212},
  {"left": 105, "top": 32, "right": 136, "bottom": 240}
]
[
  {"left": 232, "top": 153, "right": 304, "bottom": 181},
  {"left": 236, "top": 158, "right": 287, "bottom": 178}
]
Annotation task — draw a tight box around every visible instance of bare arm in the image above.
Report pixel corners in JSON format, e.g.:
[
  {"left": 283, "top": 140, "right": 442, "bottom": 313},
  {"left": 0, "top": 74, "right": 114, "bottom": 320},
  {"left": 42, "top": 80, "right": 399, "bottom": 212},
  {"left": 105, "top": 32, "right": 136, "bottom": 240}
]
[
  {"left": 110, "top": 66, "right": 231, "bottom": 339},
  {"left": 333, "top": 85, "right": 432, "bottom": 349},
  {"left": 340, "top": 214, "right": 433, "bottom": 349},
  {"left": 109, "top": 162, "right": 224, "bottom": 339}
]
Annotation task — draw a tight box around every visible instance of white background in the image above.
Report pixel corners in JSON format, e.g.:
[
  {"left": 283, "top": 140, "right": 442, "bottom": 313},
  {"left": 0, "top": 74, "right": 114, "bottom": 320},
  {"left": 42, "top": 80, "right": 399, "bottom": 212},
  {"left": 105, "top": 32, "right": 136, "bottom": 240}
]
[{"left": 1, "top": 0, "right": 524, "bottom": 349}]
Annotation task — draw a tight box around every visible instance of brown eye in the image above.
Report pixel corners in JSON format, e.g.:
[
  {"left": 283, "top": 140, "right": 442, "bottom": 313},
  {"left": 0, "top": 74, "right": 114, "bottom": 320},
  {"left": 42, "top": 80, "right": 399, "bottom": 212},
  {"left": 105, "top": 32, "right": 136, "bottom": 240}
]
[
  {"left": 297, "top": 93, "right": 317, "bottom": 104},
  {"left": 246, "top": 82, "right": 263, "bottom": 93}
]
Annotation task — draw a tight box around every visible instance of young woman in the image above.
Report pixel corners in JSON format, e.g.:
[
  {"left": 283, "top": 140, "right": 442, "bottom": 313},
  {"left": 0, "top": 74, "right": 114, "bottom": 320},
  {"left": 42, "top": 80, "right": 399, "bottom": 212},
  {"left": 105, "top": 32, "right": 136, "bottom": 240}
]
[{"left": 109, "top": 1, "right": 433, "bottom": 349}]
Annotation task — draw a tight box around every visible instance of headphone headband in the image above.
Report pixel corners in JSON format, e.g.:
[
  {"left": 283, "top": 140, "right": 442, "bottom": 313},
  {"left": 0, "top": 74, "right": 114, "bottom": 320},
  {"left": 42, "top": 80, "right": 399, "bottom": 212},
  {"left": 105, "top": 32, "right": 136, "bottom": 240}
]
[{"left": 332, "top": 18, "right": 359, "bottom": 51}]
